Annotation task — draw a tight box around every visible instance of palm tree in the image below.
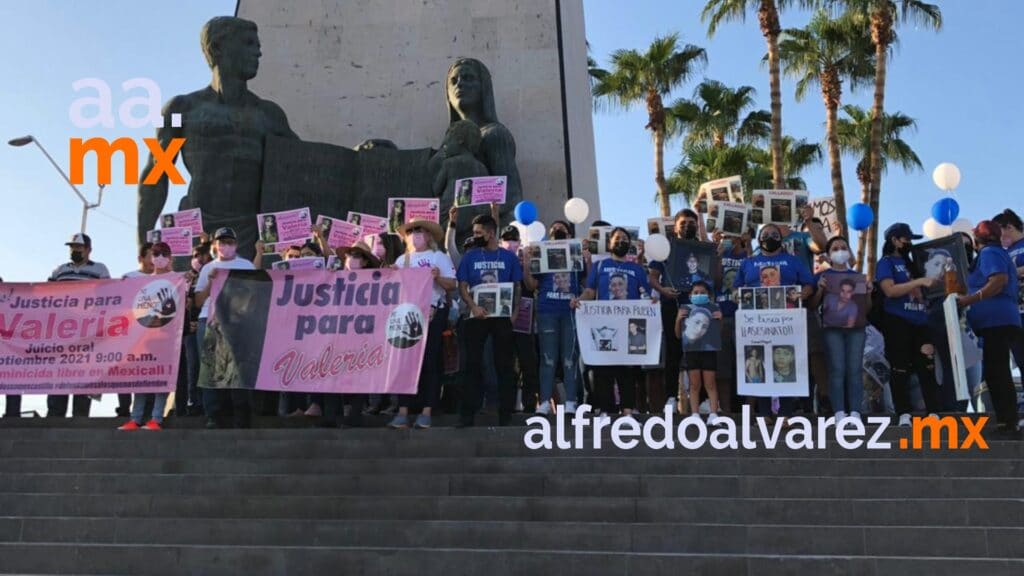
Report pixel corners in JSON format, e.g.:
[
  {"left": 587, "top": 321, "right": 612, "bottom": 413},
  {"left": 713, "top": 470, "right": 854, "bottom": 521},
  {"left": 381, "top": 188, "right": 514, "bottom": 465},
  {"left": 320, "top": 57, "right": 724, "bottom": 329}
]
[
  {"left": 592, "top": 33, "right": 707, "bottom": 216},
  {"left": 779, "top": 9, "right": 875, "bottom": 237},
  {"left": 835, "top": 104, "right": 922, "bottom": 272},
  {"left": 751, "top": 136, "right": 823, "bottom": 189},
  {"left": 830, "top": 0, "right": 941, "bottom": 272},
  {"left": 668, "top": 80, "right": 771, "bottom": 148},
  {"left": 702, "top": 0, "right": 812, "bottom": 188}
]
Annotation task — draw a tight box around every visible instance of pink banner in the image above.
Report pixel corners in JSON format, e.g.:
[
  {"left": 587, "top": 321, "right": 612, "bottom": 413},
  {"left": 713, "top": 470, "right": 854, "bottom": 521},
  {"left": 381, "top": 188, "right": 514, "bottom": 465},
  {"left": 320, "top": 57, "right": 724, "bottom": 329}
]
[
  {"left": 160, "top": 208, "right": 203, "bottom": 236},
  {"left": 454, "top": 176, "right": 507, "bottom": 207},
  {"left": 272, "top": 257, "right": 325, "bottom": 271},
  {"left": 0, "top": 276, "right": 186, "bottom": 394},
  {"left": 387, "top": 198, "right": 440, "bottom": 232},
  {"left": 347, "top": 212, "right": 388, "bottom": 235},
  {"left": 317, "top": 215, "right": 363, "bottom": 248},
  {"left": 258, "top": 207, "right": 312, "bottom": 250},
  {"left": 147, "top": 227, "right": 193, "bottom": 256}
]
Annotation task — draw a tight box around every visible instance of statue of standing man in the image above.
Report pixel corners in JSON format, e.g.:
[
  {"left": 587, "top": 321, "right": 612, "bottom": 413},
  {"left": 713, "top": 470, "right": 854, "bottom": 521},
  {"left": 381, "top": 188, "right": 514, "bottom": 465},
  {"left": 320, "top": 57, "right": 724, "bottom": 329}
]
[{"left": 137, "top": 16, "right": 298, "bottom": 260}]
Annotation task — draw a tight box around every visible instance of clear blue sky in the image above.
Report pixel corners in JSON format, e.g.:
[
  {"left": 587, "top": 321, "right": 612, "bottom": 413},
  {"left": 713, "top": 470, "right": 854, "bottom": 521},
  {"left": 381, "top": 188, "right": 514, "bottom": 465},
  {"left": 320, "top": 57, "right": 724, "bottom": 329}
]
[{"left": 0, "top": 1, "right": 1019, "bottom": 284}]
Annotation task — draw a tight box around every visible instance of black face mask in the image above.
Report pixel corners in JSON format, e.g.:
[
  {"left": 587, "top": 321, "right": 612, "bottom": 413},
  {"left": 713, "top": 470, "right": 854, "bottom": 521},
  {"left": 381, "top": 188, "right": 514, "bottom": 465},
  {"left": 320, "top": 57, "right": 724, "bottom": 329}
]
[
  {"left": 760, "top": 237, "right": 782, "bottom": 253},
  {"left": 550, "top": 229, "right": 569, "bottom": 240},
  {"left": 682, "top": 223, "right": 698, "bottom": 240},
  {"left": 470, "top": 235, "right": 489, "bottom": 248},
  {"left": 610, "top": 241, "right": 630, "bottom": 257},
  {"left": 70, "top": 251, "right": 86, "bottom": 264}
]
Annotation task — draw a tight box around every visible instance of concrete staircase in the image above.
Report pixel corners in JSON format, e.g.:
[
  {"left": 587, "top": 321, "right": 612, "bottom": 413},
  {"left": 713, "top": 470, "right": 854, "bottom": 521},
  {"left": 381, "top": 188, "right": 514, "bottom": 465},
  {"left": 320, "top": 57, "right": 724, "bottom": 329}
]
[{"left": 0, "top": 418, "right": 1021, "bottom": 575}]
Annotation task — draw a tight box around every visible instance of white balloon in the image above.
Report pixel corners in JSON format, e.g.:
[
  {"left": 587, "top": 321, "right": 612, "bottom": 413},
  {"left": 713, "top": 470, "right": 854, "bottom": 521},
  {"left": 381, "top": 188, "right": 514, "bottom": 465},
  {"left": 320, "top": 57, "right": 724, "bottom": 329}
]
[
  {"left": 564, "top": 198, "right": 590, "bottom": 224},
  {"left": 932, "top": 162, "right": 961, "bottom": 192},
  {"left": 922, "top": 218, "right": 951, "bottom": 239},
  {"left": 525, "top": 221, "right": 546, "bottom": 243},
  {"left": 645, "top": 233, "right": 671, "bottom": 262},
  {"left": 509, "top": 220, "right": 527, "bottom": 239},
  {"left": 951, "top": 218, "right": 973, "bottom": 236}
]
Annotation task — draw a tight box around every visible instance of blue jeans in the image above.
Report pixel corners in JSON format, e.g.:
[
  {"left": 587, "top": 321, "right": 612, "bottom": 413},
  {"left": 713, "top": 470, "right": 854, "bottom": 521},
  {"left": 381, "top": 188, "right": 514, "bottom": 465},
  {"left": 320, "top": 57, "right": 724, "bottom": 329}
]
[
  {"left": 823, "top": 328, "right": 866, "bottom": 413},
  {"left": 131, "top": 393, "right": 168, "bottom": 425},
  {"left": 537, "top": 313, "right": 578, "bottom": 404}
]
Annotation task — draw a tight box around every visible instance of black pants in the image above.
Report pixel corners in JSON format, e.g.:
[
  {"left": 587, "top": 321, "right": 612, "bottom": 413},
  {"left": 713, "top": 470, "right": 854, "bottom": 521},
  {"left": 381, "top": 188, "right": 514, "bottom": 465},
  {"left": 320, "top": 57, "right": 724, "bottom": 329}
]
[
  {"left": 461, "top": 317, "right": 516, "bottom": 425},
  {"left": 594, "top": 365, "right": 641, "bottom": 414},
  {"left": 3, "top": 395, "right": 21, "bottom": 417},
  {"left": 399, "top": 307, "right": 448, "bottom": 411},
  {"left": 977, "top": 325, "right": 1020, "bottom": 428},
  {"left": 46, "top": 395, "right": 91, "bottom": 418},
  {"left": 661, "top": 300, "right": 682, "bottom": 400},
  {"left": 323, "top": 394, "right": 366, "bottom": 427},
  {"left": 883, "top": 314, "right": 941, "bottom": 415},
  {"left": 515, "top": 332, "right": 540, "bottom": 411}
]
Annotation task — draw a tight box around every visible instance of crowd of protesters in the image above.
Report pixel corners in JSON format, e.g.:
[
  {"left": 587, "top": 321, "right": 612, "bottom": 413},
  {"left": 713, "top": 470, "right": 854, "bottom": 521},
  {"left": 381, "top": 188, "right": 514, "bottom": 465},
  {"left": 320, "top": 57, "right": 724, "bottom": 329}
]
[{"left": 2, "top": 204, "right": 1021, "bottom": 439}]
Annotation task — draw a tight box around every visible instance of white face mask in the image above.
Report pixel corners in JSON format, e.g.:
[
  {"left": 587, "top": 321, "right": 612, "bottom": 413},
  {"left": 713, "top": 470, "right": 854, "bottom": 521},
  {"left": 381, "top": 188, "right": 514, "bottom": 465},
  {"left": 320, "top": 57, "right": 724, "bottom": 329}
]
[
  {"left": 830, "top": 249, "right": 851, "bottom": 266},
  {"left": 152, "top": 256, "right": 170, "bottom": 270}
]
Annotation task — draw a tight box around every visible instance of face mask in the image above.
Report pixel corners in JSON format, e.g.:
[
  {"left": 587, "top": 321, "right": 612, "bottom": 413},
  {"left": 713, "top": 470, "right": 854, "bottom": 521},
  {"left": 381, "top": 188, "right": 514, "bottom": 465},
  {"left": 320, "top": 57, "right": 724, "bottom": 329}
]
[
  {"left": 411, "top": 232, "right": 428, "bottom": 252},
  {"left": 218, "top": 244, "right": 237, "bottom": 259},
  {"left": 346, "top": 257, "right": 364, "bottom": 270},
  {"left": 901, "top": 240, "right": 913, "bottom": 252},
  {"left": 611, "top": 241, "right": 630, "bottom": 258},
  {"left": 550, "top": 229, "right": 569, "bottom": 240},
  {"left": 371, "top": 242, "right": 387, "bottom": 260},
  {"left": 690, "top": 293, "right": 710, "bottom": 306},
  {"left": 829, "top": 250, "right": 851, "bottom": 266},
  {"left": 471, "top": 235, "right": 489, "bottom": 249},
  {"left": 191, "top": 257, "right": 202, "bottom": 272},
  {"left": 501, "top": 240, "right": 520, "bottom": 253},
  {"left": 760, "top": 237, "right": 782, "bottom": 253},
  {"left": 70, "top": 251, "right": 85, "bottom": 264},
  {"left": 152, "top": 256, "right": 170, "bottom": 270},
  {"left": 682, "top": 223, "right": 698, "bottom": 240}
]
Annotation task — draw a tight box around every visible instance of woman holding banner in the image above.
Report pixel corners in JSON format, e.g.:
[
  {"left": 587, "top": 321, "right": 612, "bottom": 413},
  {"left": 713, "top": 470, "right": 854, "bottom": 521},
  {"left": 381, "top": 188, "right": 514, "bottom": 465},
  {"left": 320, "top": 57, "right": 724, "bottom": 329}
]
[{"left": 388, "top": 218, "right": 456, "bottom": 429}]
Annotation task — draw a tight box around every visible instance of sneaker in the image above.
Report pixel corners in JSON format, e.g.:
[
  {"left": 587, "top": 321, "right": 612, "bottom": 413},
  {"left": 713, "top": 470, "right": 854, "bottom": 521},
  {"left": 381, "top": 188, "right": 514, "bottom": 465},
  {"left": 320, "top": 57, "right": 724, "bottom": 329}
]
[
  {"left": 594, "top": 413, "right": 611, "bottom": 427},
  {"left": 304, "top": 403, "right": 322, "bottom": 417},
  {"left": 665, "top": 397, "right": 677, "bottom": 414},
  {"left": 898, "top": 413, "right": 912, "bottom": 427},
  {"left": 708, "top": 412, "right": 722, "bottom": 427},
  {"left": 413, "top": 413, "right": 431, "bottom": 429},
  {"left": 927, "top": 413, "right": 939, "bottom": 420},
  {"left": 387, "top": 414, "right": 409, "bottom": 429},
  {"left": 117, "top": 421, "right": 141, "bottom": 431},
  {"left": 834, "top": 411, "right": 847, "bottom": 422},
  {"left": 143, "top": 420, "right": 162, "bottom": 431},
  {"left": 849, "top": 411, "right": 861, "bottom": 421},
  {"left": 698, "top": 399, "right": 711, "bottom": 415},
  {"left": 205, "top": 417, "right": 219, "bottom": 430},
  {"left": 565, "top": 401, "right": 578, "bottom": 413},
  {"left": 535, "top": 403, "right": 552, "bottom": 415}
]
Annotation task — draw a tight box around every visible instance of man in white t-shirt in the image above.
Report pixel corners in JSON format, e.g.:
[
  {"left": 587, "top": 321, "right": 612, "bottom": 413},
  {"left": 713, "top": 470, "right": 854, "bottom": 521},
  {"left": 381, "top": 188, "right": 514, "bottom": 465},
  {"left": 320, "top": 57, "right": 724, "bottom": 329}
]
[{"left": 194, "top": 227, "right": 256, "bottom": 428}]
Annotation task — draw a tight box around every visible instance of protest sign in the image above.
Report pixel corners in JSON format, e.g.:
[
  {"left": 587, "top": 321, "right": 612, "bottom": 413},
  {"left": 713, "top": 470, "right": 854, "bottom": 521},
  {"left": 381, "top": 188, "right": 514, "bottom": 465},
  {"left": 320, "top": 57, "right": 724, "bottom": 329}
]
[
  {"left": 736, "top": 308, "right": 808, "bottom": 397},
  {"left": 911, "top": 235, "right": 968, "bottom": 302},
  {"left": 347, "top": 212, "right": 389, "bottom": 235},
  {"left": 387, "top": 198, "right": 440, "bottom": 233},
  {"left": 943, "top": 295, "right": 969, "bottom": 402},
  {"left": 471, "top": 282, "right": 515, "bottom": 318},
  {"left": 694, "top": 175, "right": 744, "bottom": 213},
  {"left": 326, "top": 255, "right": 342, "bottom": 271},
  {"left": 706, "top": 201, "right": 749, "bottom": 237},
  {"left": 316, "top": 215, "right": 363, "bottom": 249},
  {"left": 0, "top": 275, "right": 187, "bottom": 395},
  {"left": 575, "top": 300, "right": 661, "bottom": 366},
  {"left": 738, "top": 285, "right": 804, "bottom": 311},
  {"left": 512, "top": 297, "right": 534, "bottom": 334},
  {"left": 525, "top": 240, "right": 584, "bottom": 274},
  {"left": 681, "top": 302, "right": 721, "bottom": 352},
  {"left": 810, "top": 196, "right": 842, "bottom": 238},
  {"left": 272, "top": 257, "right": 326, "bottom": 271},
  {"left": 147, "top": 227, "right": 193, "bottom": 256},
  {"left": 258, "top": 207, "right": 312, "bottom": 251},
  {"left": 647, "top": 217, "right": 676, "bottom": 239},
  {"left": 160, "top": 208, "right": 203, "bottom": 236},
  {"left": 665, "top": 240, "right": 720, "bottom": 294},
  {"left": 198, "top": 268, "right": 434, "bottom": 394},
  {"left": 454, "top": 176, "right": 507, "bottom": 207},
  {"left": 750, "top": 190, "right": 808, "bottom": 225},
  {"left": 821, "top": 272, "right": 868, "bottom": 328}
]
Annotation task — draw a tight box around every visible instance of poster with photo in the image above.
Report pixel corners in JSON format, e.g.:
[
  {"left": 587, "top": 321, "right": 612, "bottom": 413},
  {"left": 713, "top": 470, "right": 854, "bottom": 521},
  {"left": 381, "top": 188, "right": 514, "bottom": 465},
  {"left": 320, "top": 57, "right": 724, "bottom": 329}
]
[
  {"left": 750, "top": 190, "right": 809, "bottom": 226},
  {"left": 694, "top": 175, "right": 744, "bottom": 213},
  {"left": 512, "top": 297, "right": 534, "bottom": 334},
  {"left": 738, "top": 285, "right": 804, "bottom": 310},
  {"left": 146, "top": 227, "right": 193, "bottom": 256},
  {"left": 681, "top": 301, "right": 721, "bottom": 352},
  {"left": 585, "top": 226, "right": 641, "bottom": 256},
  {"left": 159, "top": 208, "right": 203, "bottom": 236},
  {"left": 525, "top": 240, "right": 584, "bottom": 274},
  {"left": 272, "top": 256, "right": 326, "bottom": 271},
  {"left": 647, "top": 217, "right": 676, "bottom": 239},
  {"left": 387, "top": 198, "right": 440, "bottom": 232},
  {"left": 821, "top": 272, "right": 869, "bottom": 328},
  {"left": 575, "top": 300, "right": 662, "bottom": 366},
  {"left": 810, "top": 196, "right": 842, "bottom": 238},
  {"left": 736, "top": 308, "right": 808, "bottom": 397},
  {"left": 347, "top": 212, "right": 389, "bottom": 235},
  {"left": 316, "top": 215, "right": 363, "bottom": 248},
  {"left": 665, "top": 240, "right": 721, "bottom": 294},
  {"left": 326, "top": 255, "right": 343, "bottom": 271},
  {"left": 706, "top": 201, "right": 749, "bottom": 237},
  {"left": 471, "top": 282, "right": 515, "bottom": 318},
  {"left": 910, "top": 235, "right": 968, "bottom": 302},
  {"left": 257, "top": 207, "right": 312, "bottom": 251},
  {"left": 454, "top": 176, "right": 507, "bottom": 207}
]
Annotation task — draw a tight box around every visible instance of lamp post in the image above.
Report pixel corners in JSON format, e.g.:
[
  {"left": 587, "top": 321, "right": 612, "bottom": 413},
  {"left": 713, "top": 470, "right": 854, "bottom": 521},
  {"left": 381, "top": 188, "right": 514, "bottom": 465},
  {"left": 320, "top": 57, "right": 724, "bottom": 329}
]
[{"left": 7, "top": 135, "right": 105, "bottom": 234}]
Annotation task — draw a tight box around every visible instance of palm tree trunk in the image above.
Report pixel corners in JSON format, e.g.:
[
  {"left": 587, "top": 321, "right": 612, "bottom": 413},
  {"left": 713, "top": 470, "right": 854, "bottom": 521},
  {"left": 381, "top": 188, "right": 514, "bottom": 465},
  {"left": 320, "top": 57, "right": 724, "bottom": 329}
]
[
  {"left": 855, "top": 177, "right": 870, "bottom": 273},
  {"left": 823, "top": 70, "right": 846, "bottom": 238},
  {"left": 866, "top": 10, "right": 892, "bottom": 280},
  {"left": 767, "top": 32, "right": 784, "bottom": 189},
  {"left": 654, "top": 127, "right": 670, "bottom": 217}
]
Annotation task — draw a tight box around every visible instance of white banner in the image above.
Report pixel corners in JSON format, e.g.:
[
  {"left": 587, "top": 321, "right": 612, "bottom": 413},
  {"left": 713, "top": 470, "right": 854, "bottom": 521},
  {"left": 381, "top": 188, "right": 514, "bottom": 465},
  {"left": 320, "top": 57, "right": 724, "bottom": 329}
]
[
  {"left": 525, "top": 240, "right": 584, "bottom": 274},
  {"left": 575, "top": 300, "right": 661, "bottom": 366},
  {"left": 736, "top": 308, "right": 808, "bottom": 397},
  {"left": 943, "top": 295, "right": 969, "bottom": 402}
]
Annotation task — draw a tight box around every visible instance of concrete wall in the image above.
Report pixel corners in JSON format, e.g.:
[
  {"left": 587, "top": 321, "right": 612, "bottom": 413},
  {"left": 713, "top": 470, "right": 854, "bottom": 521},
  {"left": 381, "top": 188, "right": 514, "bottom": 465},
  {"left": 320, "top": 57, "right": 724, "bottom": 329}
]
[{"left": 237, "top": 0, "right": 599, "bottom": 226}]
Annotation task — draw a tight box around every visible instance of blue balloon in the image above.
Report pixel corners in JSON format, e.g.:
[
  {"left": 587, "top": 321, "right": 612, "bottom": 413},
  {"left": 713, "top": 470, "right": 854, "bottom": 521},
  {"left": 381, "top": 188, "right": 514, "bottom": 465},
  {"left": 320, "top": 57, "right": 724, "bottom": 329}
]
[
  {"left": 931, "top": 197, "right": 959, "bottom": 226},
  {"left": 514, "top": 201, "right": 537, "bottom": 226},
  {"left": 847, "top": 203, "right": 874, "bottom": 232}
]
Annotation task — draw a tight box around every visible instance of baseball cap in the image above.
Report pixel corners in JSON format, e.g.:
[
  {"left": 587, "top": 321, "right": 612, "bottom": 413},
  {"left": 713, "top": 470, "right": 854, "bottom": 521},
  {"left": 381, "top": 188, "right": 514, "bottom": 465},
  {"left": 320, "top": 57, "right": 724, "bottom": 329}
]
[
  {"left": 500, "top": 225, "right": 520, "bottom": 242},
  {"left": 883, "top": 222, "right": 923, "bottom": 241},
  {"left": 65, "top": 233, "right": 91, "bottom": 247},
  {"left": 213, "top": 227, "right": 237, "bottom": 240}
]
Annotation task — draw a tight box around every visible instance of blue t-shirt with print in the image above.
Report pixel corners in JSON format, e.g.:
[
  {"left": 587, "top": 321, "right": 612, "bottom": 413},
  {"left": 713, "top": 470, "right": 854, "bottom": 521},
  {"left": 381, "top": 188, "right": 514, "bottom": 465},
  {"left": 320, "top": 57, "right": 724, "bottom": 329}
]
[
  {"left": 733, "top": 253, "right": 813, "bottom": 289},
  {"left": 718, "top": 246, "right": 747, "bottom": 317},
  {"left": 967, "top": 246, "right": 1021, "bottom": 331},
  {"left": 457, "top": 247, "right": 523, "bottom": 287},
  {"left": 648, "top": 260, "right": 714, "bottom": 305},
  {"left": 536, "top": 271, "right": 581, "bottom": 315},
  {"left": 874, "top": 255, "right": 927, "bottom": 325},
  {"left": 586, "top": 259, "right": 651, "bottom": 301}
]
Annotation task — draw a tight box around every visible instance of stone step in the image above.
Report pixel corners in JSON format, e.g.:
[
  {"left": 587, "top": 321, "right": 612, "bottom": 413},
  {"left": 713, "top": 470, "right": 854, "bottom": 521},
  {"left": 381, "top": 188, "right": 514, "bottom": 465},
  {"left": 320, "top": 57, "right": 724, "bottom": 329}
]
[
  {"left": 0, "top": 494, "right": 1019, "bottom": 527},
  {"left": 0, "top": 542, "right": 1022, "bottom": 576},
  {"left": 0, "top": 471, "right": 1021, "bottom": 499}
]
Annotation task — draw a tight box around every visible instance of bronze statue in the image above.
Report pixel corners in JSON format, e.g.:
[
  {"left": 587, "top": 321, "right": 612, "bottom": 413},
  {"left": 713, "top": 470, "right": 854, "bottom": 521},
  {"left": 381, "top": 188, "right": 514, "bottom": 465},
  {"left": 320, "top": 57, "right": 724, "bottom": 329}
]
[
  {"left": 137, "top": 16, "right": 298, "bottom": 260},
  {"left": 432, "top": 119, "right": 489, "bottom": 206}
]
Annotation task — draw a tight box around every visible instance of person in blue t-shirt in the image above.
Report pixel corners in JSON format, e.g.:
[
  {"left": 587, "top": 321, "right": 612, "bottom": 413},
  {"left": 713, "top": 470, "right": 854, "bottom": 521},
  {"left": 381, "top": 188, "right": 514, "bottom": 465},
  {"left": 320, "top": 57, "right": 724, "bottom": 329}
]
[
  {"left": 874, "top": 222, "right": 941, "bottom": 427},
  {"left": 958, "top": 220, "right": 1021, "bottom": 438},
  {"left": 574, "top": 227, "right": 654, "bottom": 420},
  {"left": 712, "top": 227, "right": 751, "bottom": 416},
  {"left": 993, "top": 208, "right": 1024, "bottom": 379},
  {"left": 456, "top": 214, "right": 524, "bottom": 427}
]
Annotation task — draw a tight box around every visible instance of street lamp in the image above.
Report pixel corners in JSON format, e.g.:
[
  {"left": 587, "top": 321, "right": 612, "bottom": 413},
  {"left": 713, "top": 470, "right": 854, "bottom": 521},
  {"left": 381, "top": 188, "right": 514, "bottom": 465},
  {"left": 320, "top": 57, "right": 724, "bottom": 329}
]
[{"left": 7, "top": 134, "right": 105, "bottom": 234}]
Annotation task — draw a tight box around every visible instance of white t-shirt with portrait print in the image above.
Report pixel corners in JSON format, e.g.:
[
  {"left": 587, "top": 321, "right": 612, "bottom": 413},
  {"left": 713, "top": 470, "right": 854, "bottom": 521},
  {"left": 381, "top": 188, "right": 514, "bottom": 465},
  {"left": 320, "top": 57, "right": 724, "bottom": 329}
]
[{"left": 395, "top": 249, "right": 456, "bottom": 308}]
